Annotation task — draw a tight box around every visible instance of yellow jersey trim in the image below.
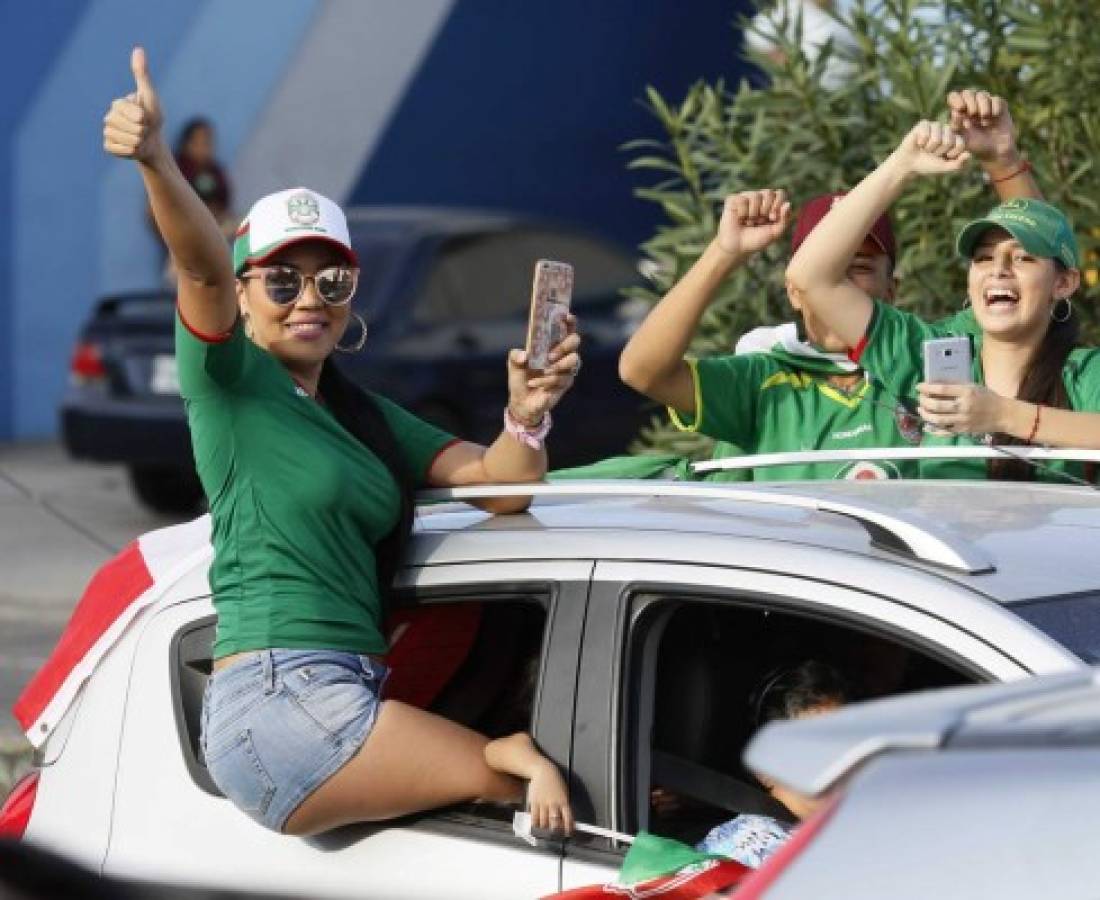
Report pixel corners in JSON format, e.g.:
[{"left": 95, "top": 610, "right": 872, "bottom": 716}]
[
  {"left": 817, "top": 379, "right": 870, "bottom": 409},
  {"left": 667, "top": 358, "right": 704, "bottom": 433}
]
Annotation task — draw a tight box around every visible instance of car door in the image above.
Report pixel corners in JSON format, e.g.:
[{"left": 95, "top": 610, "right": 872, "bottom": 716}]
[
  {"left": 106, "top": 560, "right": 592, "bottom": 899},
  {"left": 558, "top": 559, "right": 1074, "bottom": 890}
]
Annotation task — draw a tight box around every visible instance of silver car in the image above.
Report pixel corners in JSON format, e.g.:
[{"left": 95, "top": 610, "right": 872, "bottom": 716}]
[
  {"left": 740, "top": 666, "right": 1100, "bottom": 899},
  {"left": 5, "top": 475, "right": 1100, "bottom": 897}
]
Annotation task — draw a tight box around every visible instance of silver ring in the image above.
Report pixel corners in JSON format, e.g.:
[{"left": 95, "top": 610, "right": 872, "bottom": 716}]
[{"left": 571, "top": 358, "right": 582, "bottom": 376}]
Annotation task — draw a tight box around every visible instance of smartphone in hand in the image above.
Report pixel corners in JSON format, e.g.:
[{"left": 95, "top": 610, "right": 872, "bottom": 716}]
[
  {"left": 525, "top": 260, "right": 574, "bottom": 371},
  {"left": 922, "top": 336, "right": 973, "bottom": 384}
]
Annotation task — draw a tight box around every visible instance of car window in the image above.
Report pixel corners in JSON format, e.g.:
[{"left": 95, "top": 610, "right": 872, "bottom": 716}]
[
  {"left": 171, "top": 596, "right": 548, "bottom": 826},
  {"left": 346, "top": 230, "right": 408, "bottom": 318},
  {"left": 1012, "top": 593, "right": 1100, "bottom": 663},
  {"left": 620, "top": 595, "right": 972, "bottom": 847},
  {"left": 415, "top": 229, "right": 637, "bottom": 325}
]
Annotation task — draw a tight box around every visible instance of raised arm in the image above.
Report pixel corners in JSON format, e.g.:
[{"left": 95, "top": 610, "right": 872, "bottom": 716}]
[
  {"left": 103, "top": 48, "right": 236, "bottom": 336},
  {"left": 948, "top": 90, "right": 1042, "bottom": 202},
  {"left": 619, "top": 190, "right": 791, "bottom": 414},
  {"left": 426, "top": 318, "right": 581, "bottom": 514},
  {"left": 785, "top": 123, "right": 970, "bottom": 349}
]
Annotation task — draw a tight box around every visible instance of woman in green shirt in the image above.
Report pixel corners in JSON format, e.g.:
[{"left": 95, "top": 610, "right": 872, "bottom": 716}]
[
  {"left": 104, "top": 49, "right": 579, "bottom": 836},
  {"left": 787, "top": 115, "right": 1100, "bottom": 481}
]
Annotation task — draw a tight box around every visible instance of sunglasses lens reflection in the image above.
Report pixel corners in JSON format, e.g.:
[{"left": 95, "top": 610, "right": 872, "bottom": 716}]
[
  {"left": 263, "top": 268, "right": 303, "bottom": 305},
  {"left": 317, "top": 267, "right": 356, "bottom": 305}
]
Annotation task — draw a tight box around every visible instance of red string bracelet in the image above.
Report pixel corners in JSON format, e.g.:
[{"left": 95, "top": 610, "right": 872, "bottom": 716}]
[
  {"left": 1026, "top": 403, "right": 1042, "bottom": 444},
  {"left": 990, "top": 159, "right": 1032, "bottom": 184}
]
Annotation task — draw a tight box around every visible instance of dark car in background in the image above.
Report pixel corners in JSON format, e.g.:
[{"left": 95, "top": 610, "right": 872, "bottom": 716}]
[{"left": 61, "top": 207, "right": 650, "bottom": 513}]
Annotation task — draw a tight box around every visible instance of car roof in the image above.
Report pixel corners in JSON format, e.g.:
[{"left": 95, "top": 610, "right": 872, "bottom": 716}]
[
  {"left": 743, "top": 666, "right": 1100, "bottom": 796},
  {"left": 413, "top": 480, "right": 1100, "bottom": 604}
]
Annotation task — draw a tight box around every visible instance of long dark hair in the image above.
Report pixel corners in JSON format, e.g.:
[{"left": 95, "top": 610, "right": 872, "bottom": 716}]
[
  {"left": 318, "top": 357, "right": 414, "bottom": 606},
  {"left": 989, "top": 264, "right": 1079, "bottom": 480},
  {"left": 175, "top": 117, "right": 212, "bottom": 158},
  {"left": 750, "top": 659, "right": 851, "bottom": 730}
]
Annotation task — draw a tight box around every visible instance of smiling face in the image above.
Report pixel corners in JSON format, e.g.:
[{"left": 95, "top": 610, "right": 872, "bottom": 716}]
[
  {"left": 236, "top": 241, "right": 354, "bottom": 379},
  {"left": 789, "top": 237, "right": 895, "bottom": 351},
  {"left": 967, "top": 227, "right": 1080, "bottom": 343}
]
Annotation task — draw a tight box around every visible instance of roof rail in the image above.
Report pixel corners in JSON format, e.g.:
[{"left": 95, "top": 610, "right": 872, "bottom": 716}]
[
  {"left": 415, "top": 481, "right": 995, "bottom": 575},
  {"left": 693, "top": 446, "right": 1100, "bottom": 473}
]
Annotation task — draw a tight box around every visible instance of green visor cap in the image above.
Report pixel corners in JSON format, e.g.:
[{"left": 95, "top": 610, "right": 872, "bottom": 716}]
[{"left": 956, "top": 198, "right": 1079, "bottom": 269}]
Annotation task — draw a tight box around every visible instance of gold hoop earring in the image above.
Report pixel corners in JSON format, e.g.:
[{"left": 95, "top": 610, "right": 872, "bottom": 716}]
[
  {"left": 1051, "top": 297, "right": 1073, "bottom": 323},
  {"left": 336, "top": 312, "right": 368, "bottom": 353}
]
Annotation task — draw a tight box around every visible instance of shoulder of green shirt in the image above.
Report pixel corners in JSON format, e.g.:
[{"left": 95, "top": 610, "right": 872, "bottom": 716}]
[
  {"left": 1066, "top": 347, "right": 1100, "bottom": 410},
  {"left": 668, "top": 353, "right": 780, "bottom": 435},
  {"left": 367, "top": 391, "right": 461, "bottom": 484}
]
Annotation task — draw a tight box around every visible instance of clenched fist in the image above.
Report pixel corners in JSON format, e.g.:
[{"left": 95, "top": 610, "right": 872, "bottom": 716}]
[
  {"left": 892, "top": 121, "right": 971, "bottom": 178},
  {"left": 715, "top": 189, "right": 792, "bottom": 259},
  {"left": 947, "top": 89, "right": 1018, "bottom": 166},
  {"left": 103, "top": 47, "right": 164, "bottom": 163}
]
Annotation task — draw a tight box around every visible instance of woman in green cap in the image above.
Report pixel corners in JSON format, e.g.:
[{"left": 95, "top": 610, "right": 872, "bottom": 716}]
[{"left": 786, "top": 119, "right": 1100, "bottom": 481}]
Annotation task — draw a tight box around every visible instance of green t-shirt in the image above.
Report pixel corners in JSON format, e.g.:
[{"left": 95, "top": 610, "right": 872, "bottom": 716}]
[
  {"left": 668, "top": 353, "right": 924, "bottom": 481},
  {"left": 176, "top": 315, "right": 455, "bottom": 656},
  {"left": 858, "top": 300, "right": 1100, "bottom": 481}
]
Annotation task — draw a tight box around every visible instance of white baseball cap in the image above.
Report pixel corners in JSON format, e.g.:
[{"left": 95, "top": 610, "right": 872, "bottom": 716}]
[{"left": 232, "top": 187, "right": 358, "bottom": 274}]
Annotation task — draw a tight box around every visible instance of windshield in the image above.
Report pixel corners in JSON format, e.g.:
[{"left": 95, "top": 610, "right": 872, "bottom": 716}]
[{"left": 1012, "top": 593, "right": 1100, "bottom": 664}]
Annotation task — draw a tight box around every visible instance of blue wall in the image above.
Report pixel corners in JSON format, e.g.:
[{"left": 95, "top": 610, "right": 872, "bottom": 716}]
[
  {"left": 2, "top": 0, "right": 753, "bottom": 439},
  {"left": 351, "top": 0, "right": 753, "bottom": 248},
  {"left": 0, "top": 0, "right": 87, "bottom": 438}
]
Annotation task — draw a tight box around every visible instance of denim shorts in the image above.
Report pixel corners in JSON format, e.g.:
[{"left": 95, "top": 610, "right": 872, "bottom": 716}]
[{"left": 200, "top": 649, "right": 389, "bottom": 833}]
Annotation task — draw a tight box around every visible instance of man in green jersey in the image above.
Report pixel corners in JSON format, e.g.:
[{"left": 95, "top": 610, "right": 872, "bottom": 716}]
[{"left": 616, "top": 90, "right": 1041, "bottom": 482}]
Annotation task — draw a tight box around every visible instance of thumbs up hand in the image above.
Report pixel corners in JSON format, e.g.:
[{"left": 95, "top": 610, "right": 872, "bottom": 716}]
[{"left": 103, "top": 47, "right": 165, "bottom": 162}]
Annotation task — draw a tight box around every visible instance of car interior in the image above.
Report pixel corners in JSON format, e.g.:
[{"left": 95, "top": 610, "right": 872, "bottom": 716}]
[
  {"left": 171, "top": 599, "right": 548, "bottom": 809},
  {"left": 627, "top": 599, "right": 975, "bottom": 847}
]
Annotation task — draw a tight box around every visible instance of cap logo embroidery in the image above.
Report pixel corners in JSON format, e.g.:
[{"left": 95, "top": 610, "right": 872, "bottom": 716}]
[{"left": 287, "top": 192, "right": 320, "bottom": 226}]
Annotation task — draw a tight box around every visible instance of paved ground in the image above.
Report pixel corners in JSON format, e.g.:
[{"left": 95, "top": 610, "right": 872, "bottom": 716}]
[{"left": 0, "top": 442, "right": 189, "bottom": 784}]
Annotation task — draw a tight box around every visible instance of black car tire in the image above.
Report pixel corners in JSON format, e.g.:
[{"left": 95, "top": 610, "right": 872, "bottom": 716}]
[{"left": 128, "top": 464, "right": 205, "bottom": 516}]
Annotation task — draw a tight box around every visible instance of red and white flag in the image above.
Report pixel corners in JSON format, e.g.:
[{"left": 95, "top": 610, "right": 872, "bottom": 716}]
[{"left": 13, "top": 516, "right": 213, "bottom": 747}]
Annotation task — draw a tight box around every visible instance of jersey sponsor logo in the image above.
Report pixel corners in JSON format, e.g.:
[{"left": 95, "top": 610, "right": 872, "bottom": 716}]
[
  {"left": 287, "top": 191, "right": 321, "bottom": 226},
  {"left": 837, "top": 460, "right": 901, "bottom": 480},
  {"left": 831, "top": 422, "right": 873, "bottom": 441}
]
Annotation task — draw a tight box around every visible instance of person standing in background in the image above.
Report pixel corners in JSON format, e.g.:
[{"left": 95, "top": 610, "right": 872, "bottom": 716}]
[{"left": 174, "top": 118, "right": 235, "bottom": 238}]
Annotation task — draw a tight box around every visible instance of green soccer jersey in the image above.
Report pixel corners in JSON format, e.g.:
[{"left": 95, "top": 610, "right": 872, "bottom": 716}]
[
  {"left": 857, "top": 300, "right": 1100, "bottom": 482},
  {"left": 669, "top": 352, "right": 924, "bottom": 481},
  {"left": 175, "top": 314, "right": 456, "bottom": 657}
]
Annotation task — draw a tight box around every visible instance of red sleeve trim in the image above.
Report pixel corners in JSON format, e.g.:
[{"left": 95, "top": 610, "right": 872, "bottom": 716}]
[
  {"left": 177, "top": 304, "right": 237, "bottom": 344},
  {"left": 847, "top": 334, "right": 869, "bottom": 364},
  {"left": 425, "top": 437, "right": 464, "bottom": 480}
]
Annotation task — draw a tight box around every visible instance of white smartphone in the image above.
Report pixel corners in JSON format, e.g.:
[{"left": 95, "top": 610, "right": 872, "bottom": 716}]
[
  {"left": 524, "top": 259, "right": 574, "bottom": 371},
  {"left": 923, "top": 336, "right": 973, "bottom": 384}
]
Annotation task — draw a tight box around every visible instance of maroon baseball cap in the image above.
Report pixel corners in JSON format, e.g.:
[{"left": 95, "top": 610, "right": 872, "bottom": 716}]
[{"left": 790, "top": 193, "right": 897, "bottom": 264}]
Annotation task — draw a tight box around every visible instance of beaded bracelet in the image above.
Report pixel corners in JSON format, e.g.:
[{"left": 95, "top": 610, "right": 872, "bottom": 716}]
[{"left": 504, "top": 407, "right": 551, "bottom": 450}]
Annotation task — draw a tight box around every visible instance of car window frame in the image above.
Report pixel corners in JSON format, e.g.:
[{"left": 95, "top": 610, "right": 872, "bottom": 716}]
[
  {"left": 562, "top": 560, "right": 1035, "bottom": 873},
  {"left": 167, "top": 568, "right": 591, "bottom": 856}
]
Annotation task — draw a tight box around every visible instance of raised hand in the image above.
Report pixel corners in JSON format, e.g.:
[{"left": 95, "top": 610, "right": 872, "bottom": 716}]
[
  {"left": 947, "top": 90, "right": 1018, "bottom": 165},
  {"left": 506, "top": 314, "right": 581, "bottom": 426},
  {"left": 103, "top": 47, "right": 165, "bottom": 162},
  {"left": 893, "top": 121, "right": 971, "bottom": 177},
  {"left": 715, "top": 189, "right": 792, "bottom": 258}
]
